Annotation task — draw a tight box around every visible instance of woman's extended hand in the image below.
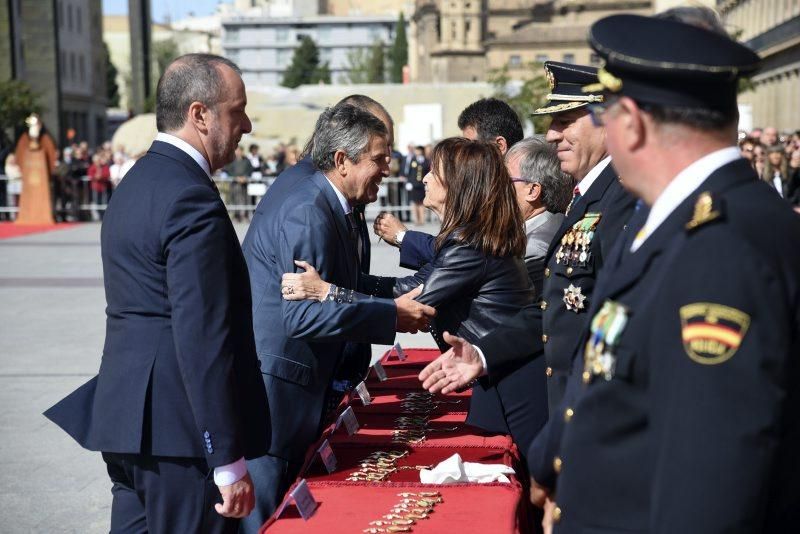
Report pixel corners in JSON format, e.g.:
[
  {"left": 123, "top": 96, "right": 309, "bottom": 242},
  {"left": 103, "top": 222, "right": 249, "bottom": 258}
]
[{"left": 281, "top": 260, "right": 331, "bottom": 301}]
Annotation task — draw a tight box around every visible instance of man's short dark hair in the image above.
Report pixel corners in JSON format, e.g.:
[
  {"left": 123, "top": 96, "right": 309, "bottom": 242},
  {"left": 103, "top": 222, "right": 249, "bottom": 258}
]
[
  {"left": 457, "top": 98, "right": 524, "bottom": 148},
  {"left": 311, "top": 104, "right": 388, "bottom": 172},
  {"left": 156, "top": 53, "right": 241, "bottom": 132}
]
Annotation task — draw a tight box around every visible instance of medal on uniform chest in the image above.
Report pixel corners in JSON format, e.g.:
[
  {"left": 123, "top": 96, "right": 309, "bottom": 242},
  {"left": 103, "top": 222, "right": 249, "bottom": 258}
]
[
  {"left": 555, "top": 213, "right": 601, "bottom": 266},
  {"left": 563, "top": 283, "right": 586, "bottom": 312},
  {"left": 583, "top": 300, "right": 629, "bottom": 383}
]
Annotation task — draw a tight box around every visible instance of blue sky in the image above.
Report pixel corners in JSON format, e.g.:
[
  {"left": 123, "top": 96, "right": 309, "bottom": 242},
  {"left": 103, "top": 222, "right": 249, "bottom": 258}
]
[{"left": 103, "top": 0, "right": 222, "bottom": 22}]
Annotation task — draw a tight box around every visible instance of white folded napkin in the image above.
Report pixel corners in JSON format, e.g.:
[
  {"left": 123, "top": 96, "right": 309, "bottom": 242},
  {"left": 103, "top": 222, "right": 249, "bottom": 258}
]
[{"left": 419, "top": 453, "right": 515, "bottom": 484}]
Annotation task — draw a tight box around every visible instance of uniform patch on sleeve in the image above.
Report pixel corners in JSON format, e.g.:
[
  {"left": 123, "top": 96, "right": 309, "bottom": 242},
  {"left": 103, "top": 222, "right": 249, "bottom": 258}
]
[{"left": 679, "top": 303, "right": 750, "bottom": 365}]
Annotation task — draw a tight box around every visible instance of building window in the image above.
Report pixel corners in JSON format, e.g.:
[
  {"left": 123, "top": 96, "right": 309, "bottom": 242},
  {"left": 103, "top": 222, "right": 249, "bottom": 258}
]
[
  {"left": 76, "top": 5, "right": 82, "bottom": 33},
  {"left": 318, "top": 27, "right": 331, "bottom": 42},
  {"left": 451, "top": 21, "right": 457, "bottom": 40},
  {"left": 226, "top": 28, "right": 239, "bottom": 43},
  {"left": 276, "top": 28, "right": 289, "bottom": 42},
  {"left": 70, "top": 52, "right": 76, "bottom": 81},
  {"left": 277, "top": 48, "right": 292, "bottom": 67},
  {"left": 590, "top": 53, "right": 601, "bottom": 66},
  {"left": 67, "top": 3, "right": 73, "bottom": 31},
  {"left": 563, "top": 53, "right": 574, "bottom": 64},
  {"left": 79, "top": 55, "right": 85, "bottom": 82},
  {"left": 535, "top": 54, "right": 548, "bottom": 63},
  {"left": 509, "top": 55, "right": 522, "bottom": 68},
  {"left": 465, "top": 20, "right": 471, "bottom": 35}
]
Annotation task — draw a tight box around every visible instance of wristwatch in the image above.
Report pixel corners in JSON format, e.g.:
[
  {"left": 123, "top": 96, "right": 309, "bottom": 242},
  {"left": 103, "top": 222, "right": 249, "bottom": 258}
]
[{"left": 395, "top": 230, "right": 406, "bottom": 247}]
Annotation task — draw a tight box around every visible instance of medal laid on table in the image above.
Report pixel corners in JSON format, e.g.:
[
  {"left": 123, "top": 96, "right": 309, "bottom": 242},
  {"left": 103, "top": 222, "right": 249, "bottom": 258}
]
[
  {"left": 583, "top": 299, "right": 629, "bottom": 383},
  {"left": 556, "top": 213, "right": 601, "bottom": 266}
]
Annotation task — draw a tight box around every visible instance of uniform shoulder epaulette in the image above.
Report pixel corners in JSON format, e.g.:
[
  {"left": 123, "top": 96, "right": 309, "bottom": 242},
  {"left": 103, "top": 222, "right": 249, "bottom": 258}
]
[{"left": 685, "top": 191, "right": 724, "bottom": 232}]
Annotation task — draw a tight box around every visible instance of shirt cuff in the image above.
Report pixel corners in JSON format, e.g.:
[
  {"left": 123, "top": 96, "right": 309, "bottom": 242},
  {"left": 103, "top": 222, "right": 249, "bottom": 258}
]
[
  {"left": 474, "top": 345, "right": 489, "bottom": 376},
  {"left": 213, "top": 457, "right": 247, "bottom": 487}
]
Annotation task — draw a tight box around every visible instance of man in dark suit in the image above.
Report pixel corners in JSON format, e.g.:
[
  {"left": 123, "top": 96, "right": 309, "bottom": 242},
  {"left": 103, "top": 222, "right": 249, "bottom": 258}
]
[
  {"left": 374, "top": 98, "right": 525, "bottom": 269},
  {"left": 263, "top": 95, "right": 396, "bottom": 391},
  {"left": 44, "top": 54, "right": 269, "bottom": 533},
  {"left": 240, "top": 103, "right": 435, "bottom": 531},
  {"left": 535, "top": 11, "right": 800, "bottom": 532}
]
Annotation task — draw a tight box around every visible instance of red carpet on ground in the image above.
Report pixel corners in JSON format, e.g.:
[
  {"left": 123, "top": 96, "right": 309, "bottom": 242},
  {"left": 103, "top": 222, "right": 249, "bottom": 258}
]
[{"left": 0, "top": 222, "right": 77, "bottom": 240}]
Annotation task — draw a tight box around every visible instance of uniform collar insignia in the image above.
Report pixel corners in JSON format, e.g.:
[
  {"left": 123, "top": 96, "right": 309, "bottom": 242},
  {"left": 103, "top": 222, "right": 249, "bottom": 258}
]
[{"left": 686, "top": 191, "right": 721, "bottom": 231}]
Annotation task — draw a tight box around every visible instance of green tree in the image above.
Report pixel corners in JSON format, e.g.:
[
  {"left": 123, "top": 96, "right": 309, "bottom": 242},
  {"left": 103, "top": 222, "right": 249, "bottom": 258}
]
[
  {"left": 366, "top": 41, "right": 386, "bottom": 84},
  {"left": 342, "top": 42, "right": 387, "bottom": 84},
  {"left": 489, "top": 62, "right": 551, "bottom": 134},
  {"left": 0, "top": 80, "right": 42, "bottom": 149},
  {"left": 389, "top": 12, "right": 408, "bottom": 83},
  {"left": 103, "top": 41, "right": 120, "bottom": 108},
  {"left": 282, "top": 36, "right": 328, "bottom": 88}
]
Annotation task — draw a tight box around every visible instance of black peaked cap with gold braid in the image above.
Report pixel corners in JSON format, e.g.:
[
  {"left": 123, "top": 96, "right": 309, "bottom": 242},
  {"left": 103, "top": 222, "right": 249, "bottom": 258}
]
[
  {"left": 586, "top": 14, "right": 761, "bottom": 111},
  {"left": 531, "top": 61, "right": 605, "bottom": 116}
]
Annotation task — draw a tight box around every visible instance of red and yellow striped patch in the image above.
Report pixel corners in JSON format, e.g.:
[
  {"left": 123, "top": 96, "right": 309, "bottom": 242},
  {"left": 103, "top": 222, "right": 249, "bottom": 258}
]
[{"left": 679, "top": 303, "right": 750, "bottom": 365}]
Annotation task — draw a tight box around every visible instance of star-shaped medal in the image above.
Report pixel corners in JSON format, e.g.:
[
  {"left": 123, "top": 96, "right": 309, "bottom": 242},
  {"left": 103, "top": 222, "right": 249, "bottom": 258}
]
[{"left": 563, "top": 284, "right": 586, "bottom": 312}]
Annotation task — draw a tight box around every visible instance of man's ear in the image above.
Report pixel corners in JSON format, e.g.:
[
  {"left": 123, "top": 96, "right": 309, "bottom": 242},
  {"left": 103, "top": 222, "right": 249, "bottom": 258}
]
[
  {"left": 525, "top": 182, "right": 542, "bottom": 203},
  {"left": 616, "top": 97, "right": 646, "bottom": 152},
  {"left": 187, "top": 101, "right": 210, "bottom": 134},
  {"left": 334, "top": 150, "right": 348, "bottom": 175},
  {"left": 495, "top": 136, "right": 508, "bottom": 155}
]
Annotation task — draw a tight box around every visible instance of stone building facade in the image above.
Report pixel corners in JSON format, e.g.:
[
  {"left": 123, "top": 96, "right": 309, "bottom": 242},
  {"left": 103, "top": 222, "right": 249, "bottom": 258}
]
[{"left": 719, "top": 0, "right": 800, "bottom": 131}]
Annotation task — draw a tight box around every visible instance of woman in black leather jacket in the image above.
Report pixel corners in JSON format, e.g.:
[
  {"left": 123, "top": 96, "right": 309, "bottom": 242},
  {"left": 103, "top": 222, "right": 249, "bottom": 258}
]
[{"left": 282, "top": 137, "right": 549, "bottom": 455}]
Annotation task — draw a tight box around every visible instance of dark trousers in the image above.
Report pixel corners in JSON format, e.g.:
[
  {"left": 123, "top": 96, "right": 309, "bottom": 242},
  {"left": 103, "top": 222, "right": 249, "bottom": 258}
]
[
  {"left": 239, "top": 454, "right": 302, "bottom": 534},
  {"left": 103, "top": 452, "right": 238, "bottom": 534}
]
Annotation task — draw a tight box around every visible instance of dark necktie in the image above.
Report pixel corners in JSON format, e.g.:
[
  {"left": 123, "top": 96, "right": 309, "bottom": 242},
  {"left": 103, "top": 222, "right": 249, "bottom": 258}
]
[{"left": 345, "top": 212, "right": 362, "bottom": 264}]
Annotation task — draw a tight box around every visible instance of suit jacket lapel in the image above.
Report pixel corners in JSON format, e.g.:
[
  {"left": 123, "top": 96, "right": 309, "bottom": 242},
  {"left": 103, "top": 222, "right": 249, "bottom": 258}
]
[
  {"left": 545, "top": 163, "right": 619, "bottom": 262},
  {"left": 310, "top": 172, "right": 358, "bottom": 283}
]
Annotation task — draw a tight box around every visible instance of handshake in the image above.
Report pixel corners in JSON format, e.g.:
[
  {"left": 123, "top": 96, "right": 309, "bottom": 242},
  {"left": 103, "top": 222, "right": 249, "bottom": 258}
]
[{"left": 281, "top": 260, "right": 435, "bottom": 334}]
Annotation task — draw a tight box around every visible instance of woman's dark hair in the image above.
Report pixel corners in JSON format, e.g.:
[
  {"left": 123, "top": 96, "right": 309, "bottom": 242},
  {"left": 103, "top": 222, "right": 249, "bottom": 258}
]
[{"left": 432, "top": 137, "right": 525, "bottom": 258}]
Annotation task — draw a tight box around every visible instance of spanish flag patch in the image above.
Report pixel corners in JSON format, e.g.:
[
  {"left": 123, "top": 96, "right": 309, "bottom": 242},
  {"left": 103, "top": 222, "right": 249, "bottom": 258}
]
[{"left": 679, "top": 303, "right": 750, "bottom": 365}]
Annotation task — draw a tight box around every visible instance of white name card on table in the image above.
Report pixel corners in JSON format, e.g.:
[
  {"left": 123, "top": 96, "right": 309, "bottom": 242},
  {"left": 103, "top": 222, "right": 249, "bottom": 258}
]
[
  {"left": 355, "top": 380, "right": 372, "bottom": 405},
  {"left": 373, "top": 361, "right": 388, "bottom": 382},
  {"left": 337, "top": 406, "right": 360, "bottom": 435},
  {"left": 275, "top": 479, "right": 319, "bottom": 521},
  {"left": 393, "top": 342, "right": 407, "bottom": 361},
  {"left": 317, "top": 439, "right": 337, "bottom": 473}
]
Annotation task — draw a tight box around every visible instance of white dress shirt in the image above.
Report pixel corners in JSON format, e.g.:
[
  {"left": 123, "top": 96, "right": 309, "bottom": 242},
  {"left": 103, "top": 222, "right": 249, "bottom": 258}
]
[
  {"left": 155, "top": 132, "right": 212, "bottom": 179},
  {"left": 155, "top": 131, "right": 245, "bottom": 487},
  {"left": 578, "top": 155, "right": 612, "bottom": 195},
  {"left": 631, "top": 147, "right": 741, "bottom": 252}
]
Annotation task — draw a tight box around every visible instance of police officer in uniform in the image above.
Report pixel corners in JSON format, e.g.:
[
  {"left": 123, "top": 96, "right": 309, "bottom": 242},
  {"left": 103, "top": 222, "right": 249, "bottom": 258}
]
[
  {"left": 539, "top": 11, "right": 800, "bottom": 532},
  {"left": 419, "top": 61, "right": 636, "bottom": 413}
]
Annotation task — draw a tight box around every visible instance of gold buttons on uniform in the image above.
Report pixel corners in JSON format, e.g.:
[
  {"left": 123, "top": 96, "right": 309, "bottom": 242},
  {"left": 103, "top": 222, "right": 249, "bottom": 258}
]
[
  {"left": 582, "top": 370, "right": 591, "bottom": 383},
  {"left": 552, "top": 506, "right": 562, "bottom": 523},
  {"left": 564, "top": 408, "right": 574, "bottom": 422},
  {"left": 566, "top": 267, "right": 573, "bottom": 276},
  {"left": 540, "top": 300, "right": 548, "bottom": 310},
  {"left": 546, "top": 366, "right": 553, "bottom": 377},
  {"left": 542, "top": 334, "right": 549, "bottom": 343},
  {"left": 544, "top": 268, "right": 551, "bottom": 277},
  {"left": 553, "top": 456, "right": 562, "bottom": 474}
]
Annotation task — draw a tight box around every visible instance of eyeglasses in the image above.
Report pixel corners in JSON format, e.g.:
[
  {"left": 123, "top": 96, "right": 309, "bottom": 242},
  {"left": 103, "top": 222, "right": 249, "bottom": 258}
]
[{"left": 588, "top": 95, "right": 621, "bottom": 127}]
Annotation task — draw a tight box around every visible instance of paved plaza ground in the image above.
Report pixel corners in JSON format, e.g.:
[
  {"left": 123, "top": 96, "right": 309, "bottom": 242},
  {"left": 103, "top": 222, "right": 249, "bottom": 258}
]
[{"left": 0, "top": 219, "right": 439, "bottom": 533}]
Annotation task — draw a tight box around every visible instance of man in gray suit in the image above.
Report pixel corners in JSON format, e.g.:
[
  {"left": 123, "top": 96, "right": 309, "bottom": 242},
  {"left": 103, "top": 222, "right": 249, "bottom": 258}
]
[
  {"left": 240, "top": 104, "right": 435, "bottom": 532},
  {"left": 507, "top": 137, "right": 574, "bottom": 297}
]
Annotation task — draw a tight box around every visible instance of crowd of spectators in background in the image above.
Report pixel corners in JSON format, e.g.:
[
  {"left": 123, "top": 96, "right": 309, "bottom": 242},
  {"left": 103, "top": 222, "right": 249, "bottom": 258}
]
[{"left": 2, "top": 126, "right": 799, "bottom": 223}]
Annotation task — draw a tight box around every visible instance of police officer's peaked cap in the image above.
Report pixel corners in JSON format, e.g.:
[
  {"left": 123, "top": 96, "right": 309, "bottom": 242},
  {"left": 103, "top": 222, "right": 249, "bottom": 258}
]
[
  {"left": 531, "top": 61, "right": 605, "bottom": 116},
  {"left": 586, "top": 14, "right": 761, "bottom": 111}
]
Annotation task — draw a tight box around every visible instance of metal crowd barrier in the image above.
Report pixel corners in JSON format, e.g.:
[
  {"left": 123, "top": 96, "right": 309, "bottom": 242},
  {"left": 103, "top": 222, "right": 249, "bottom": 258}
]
[{"left": 0, "top": 175, "right": 416, "bottom": 222}]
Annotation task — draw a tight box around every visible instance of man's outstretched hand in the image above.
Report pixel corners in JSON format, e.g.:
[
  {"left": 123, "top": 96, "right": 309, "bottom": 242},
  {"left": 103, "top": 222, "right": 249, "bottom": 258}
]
[
  {"left": 374, "top": 212, "right": 408, "bottom": 247},
  {"left": 418, "top": 331, "right": 485, "bottom": 394},
  {"left": 395, "top": 285, "right": 436, "bottom": 333}
]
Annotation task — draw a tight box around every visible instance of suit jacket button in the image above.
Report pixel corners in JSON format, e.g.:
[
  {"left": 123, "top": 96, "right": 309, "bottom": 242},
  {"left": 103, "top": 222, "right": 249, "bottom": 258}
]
[
  {"left": 544, "top": 268, "right": 550, "bottom": 277},
  {"left": 553, "top": 506, "right": 562, "bottom": 523},
  {"left": 546, "top": 366, "right": 553, "bottom": 377},
  {"left": 542, "top": 334, "right": 548, "bottom": 343},
  {"left": 540, "top": 300, "right": 548, "bottom": 310},
  {"left": 203, "top": 431, "right": 210, "bottom": 439},
  {"left": 564, "top": 407, "right": 574, "bottom": 422},
  {"left": 553, "top": 456, "right": 563, "bottom": 474}
]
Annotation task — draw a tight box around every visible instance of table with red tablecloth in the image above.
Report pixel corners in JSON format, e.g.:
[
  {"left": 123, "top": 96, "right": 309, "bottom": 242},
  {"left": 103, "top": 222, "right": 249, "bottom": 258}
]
[{"left": 261, "top": 348, "right": 530, "bottom": 533}]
